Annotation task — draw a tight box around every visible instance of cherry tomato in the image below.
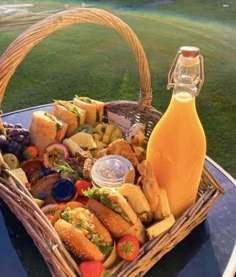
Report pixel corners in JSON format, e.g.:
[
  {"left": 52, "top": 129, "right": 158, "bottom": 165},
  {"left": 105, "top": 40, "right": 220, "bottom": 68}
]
[
  {"left": 74, "top": 180, "right": 92, "bottom": 196},
  {"left": 46, "top": 215, "right": 54, "bottom": 221}
]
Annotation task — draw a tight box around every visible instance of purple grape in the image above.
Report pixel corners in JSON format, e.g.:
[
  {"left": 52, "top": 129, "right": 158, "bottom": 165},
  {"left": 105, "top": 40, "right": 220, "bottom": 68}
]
[
  {"left": 1, "top": 121, "right": 30, "bottom": 159},
  {"left": 8, "top": 129, "right": 20, "bottom": 137},
  {"left": 8, "top": 141, "right": 23, "bottom": 157},
  {"left": 4, "top": 140, "right": 9, "bottom": 147},
  {"left": 22, "top": 137, "right": 30, "bottom": 146},
  {"left": 16, "top": 129, "right": 24, "bottom": 135},
  {"left": 0, "top": 135, "right": 7, "bottom": 148},
  {"left": 14, "top": 134, "right": 25, "bottom": 143},
  {"left": 6, "top": 123, "right": 14, "bottom": 128},
  {"left": 14, "top": 123, "right": 23, "bottom": 128},
  {"left": 17, "top": 143, "right": 23, "bottom": 151},
  {"left": 7, "top": 141, "right": 18, "bottom": 151},
  {"left": 22, "top": 129, "right": 29, "bottom": 136}
]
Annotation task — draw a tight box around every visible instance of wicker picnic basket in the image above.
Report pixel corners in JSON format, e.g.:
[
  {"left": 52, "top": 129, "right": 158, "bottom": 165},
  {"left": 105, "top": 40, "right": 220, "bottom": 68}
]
[{"left": 0, "top": 8, "right": 224, "bottom": 277}]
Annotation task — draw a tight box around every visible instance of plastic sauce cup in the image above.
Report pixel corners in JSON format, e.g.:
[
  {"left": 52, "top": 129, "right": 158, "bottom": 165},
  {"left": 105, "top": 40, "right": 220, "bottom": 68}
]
[{"left": 90, "top": 155, "right": 134, "bottom": 189}]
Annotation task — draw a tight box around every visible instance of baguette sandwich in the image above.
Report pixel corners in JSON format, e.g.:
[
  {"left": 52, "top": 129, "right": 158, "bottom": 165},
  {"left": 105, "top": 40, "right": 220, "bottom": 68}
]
[
  {"left": 84, "top": 187, "right": 147, "bottom": 244},
  {"left": 29, "top": 111, "right": 68, "bottom": 156},
  {"left": 73, "top": 96, "right": 104, "bottom": 125},
  {"left": 53, "top": 100, "right": 86, "bottom": 137},
  {"left": 54, "top": 206, "right": 116, "bottom": 266}
]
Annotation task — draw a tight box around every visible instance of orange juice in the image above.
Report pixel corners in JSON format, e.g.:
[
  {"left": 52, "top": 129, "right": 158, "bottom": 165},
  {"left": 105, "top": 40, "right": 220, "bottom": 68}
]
[{"left": 146, "top": 91, "right": 206, "bottom": 218}]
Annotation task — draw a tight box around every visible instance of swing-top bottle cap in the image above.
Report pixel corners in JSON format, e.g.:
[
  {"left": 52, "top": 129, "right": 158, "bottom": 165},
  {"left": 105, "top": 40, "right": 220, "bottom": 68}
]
[{"left": 180, "top": 46, "right": 200, "bottom": 58}]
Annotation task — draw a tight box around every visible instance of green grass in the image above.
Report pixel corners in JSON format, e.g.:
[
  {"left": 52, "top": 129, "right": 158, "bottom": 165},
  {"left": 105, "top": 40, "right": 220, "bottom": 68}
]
[{"left": 0, "top": 0, "right": 235, "bottom": 178}]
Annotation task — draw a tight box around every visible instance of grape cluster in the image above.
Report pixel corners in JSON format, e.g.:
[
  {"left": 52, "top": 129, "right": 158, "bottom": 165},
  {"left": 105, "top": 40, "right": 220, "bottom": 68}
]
[{"left": 0, "top": 122, "right": 30, "bottom": 159}]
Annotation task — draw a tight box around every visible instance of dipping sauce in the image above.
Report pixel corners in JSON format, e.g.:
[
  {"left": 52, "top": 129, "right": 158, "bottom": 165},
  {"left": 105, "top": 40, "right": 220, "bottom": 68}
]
[{"left": 91, "top": 155, "right": 134, "bottom": 188}]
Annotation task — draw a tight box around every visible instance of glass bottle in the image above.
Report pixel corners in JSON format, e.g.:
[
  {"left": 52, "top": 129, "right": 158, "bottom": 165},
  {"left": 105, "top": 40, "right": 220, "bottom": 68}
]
[{"left": 146, "top": 46, "right": 206, "bottom": 218}]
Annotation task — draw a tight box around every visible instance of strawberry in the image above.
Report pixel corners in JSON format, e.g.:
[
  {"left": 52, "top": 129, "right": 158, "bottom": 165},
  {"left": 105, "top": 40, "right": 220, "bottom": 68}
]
[
  {"left": 78, "top": 261, "right": 104, "bottom": 277},
  {"left": 75, "top": 180, "right": 92, "bottom": 196},
  {"left": 116, "top": 235, "right": 140, "bottom": 261},
  {"left": 23, "top": 145, "right": 38, "bottom": 159}
]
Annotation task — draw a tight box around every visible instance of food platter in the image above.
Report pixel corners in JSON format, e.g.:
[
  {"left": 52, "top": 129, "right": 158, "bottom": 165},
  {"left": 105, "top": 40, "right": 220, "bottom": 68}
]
[
  {"left": 0, "top": 8, "right": 224, "bottom": 277},
  {"left": 0, "top": 96, "right": 224, "bottom": 277}
]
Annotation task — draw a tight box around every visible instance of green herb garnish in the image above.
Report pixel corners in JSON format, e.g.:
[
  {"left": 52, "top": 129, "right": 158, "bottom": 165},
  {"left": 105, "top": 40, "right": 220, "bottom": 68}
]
[
  {"left": 60, "top": 207, "right": 75, "bottom": 224},
  {"left": 54, "top": 160, "right": 83, "bottom": 181},
  {"left": 75, "top": 95, "right": 92, "bottom": 103},
  {"left": 44, "top": 112, "right": 62, "bottom": 132},
  {"left": 54, "top": 100, "right": 81, "bottom": 125}
]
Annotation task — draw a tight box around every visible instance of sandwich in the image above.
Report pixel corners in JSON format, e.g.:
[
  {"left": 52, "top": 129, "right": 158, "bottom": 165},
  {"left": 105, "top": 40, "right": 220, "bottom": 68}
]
[
  {"left": 137, "top": 160, "right": 160, "bottom": 219},
  {"left": 29, "top": 111, "right": 68, "bottom": 156},
  {"left": 54, "top": 206, "right": 116, "bottom": 266},
  {"left": 137, "top": 160, "right": 175, "bottom": 239},
  {"left": 73, "top": 96, "right": 104, "bottom": 125},
  {"left": 53, "top": 100, "right": 86, "bottom": 137},
  {"left": 84, "top": 187, "right": 147, "bottom": 244},
  {"left": 51, "top": 201, "right": 83, "bottom": 226},
  {"left": 118, "top": 183, "right": 153, "bottom": 224}
]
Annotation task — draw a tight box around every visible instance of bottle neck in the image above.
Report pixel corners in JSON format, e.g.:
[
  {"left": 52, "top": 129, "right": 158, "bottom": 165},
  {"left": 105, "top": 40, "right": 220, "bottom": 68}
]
[{"left": 172, "top": 84, "right": 197, "bottom": 102}]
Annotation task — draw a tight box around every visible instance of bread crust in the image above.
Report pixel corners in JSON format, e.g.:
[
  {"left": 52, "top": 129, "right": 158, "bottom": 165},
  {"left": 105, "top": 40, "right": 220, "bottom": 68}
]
[
  {"left": 89, "top": 210, "right": 113, "bottom": 243},
  {"left": 53, "top": 101, "right": 86, "bottom": 137},
  {"left": 29, "top": 111, "right": 67, "bottom": 155},
  {"left": 98, "top": 187, "right": 138, "bottom": 225},
  {"left": 137, "top": 160, "right": 160, "bottom": 214},
  {"left": 87, "top": 199, "right": 131, "bottom": 238},
  {"left": 103, "top": 242, "right": 117, "bottom": 269},
  {"left": 51, "top": 201, "right": 84, "bottom": 226},
  {"left": 55, "top": 219, "right": 105, "bottom": 261},
  {"left": 122, "top": 217, "right": 147, "bottom": 244},
  {"left": 118, "top": 183, "right": 153, "bottom": 224},
  {"left": 73, "top": 97, "right": 104, "bottom": 124}
]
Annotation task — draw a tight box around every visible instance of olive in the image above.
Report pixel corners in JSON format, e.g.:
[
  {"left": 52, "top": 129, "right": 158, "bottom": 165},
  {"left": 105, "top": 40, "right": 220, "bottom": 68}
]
[{"left": 37, "top": 192, "right": 47, "bottom": 200}]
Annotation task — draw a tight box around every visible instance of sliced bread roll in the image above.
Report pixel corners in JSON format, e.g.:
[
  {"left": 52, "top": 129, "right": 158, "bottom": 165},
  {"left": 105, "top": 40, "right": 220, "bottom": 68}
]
[
  {"left": 85, "top": 187, "right": 147, "bottom": 244},
  {"left": 73, "top": 96, "right": 104, "bottom": 125},
  {"left": 55, "top": 219, "right": 105, "bottom": 261},
  {"left": 118, "top": 183, "right": 153, "bottom": 224},
  {"left": 29, "top": 111, "right": 68, "bottom": 156},
  {"left": 53, "top": 100, "right": 86, "bottom": 137},
  {"left": 87, "top": 198, "right": 131, "bottom": 238},
  {"left": 54, "top": 207, "right": 114, "bottom": 262}
]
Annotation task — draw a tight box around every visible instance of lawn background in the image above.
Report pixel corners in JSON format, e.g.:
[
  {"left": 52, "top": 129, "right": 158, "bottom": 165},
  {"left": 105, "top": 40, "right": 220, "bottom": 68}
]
[{"left": 0, "top": 0, "right": 235, "bottom": 178}]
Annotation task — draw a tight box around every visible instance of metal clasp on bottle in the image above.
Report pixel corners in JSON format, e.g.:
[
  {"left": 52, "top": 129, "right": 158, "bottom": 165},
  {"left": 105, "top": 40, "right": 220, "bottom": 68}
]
[{"left": 167, "top": 49, "right": 205, "bottom": 96}]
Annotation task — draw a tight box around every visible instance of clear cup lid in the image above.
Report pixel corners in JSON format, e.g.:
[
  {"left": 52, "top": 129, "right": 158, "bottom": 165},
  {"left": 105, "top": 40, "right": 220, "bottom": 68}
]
[{"left": 91, "top": 155, "right": 134, "bottom": 188}]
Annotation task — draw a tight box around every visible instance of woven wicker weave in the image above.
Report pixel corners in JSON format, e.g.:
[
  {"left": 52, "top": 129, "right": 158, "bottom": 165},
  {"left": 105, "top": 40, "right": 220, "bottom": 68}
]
[{"left": 0, "top": 8, "right": 224, "bottom": 277}]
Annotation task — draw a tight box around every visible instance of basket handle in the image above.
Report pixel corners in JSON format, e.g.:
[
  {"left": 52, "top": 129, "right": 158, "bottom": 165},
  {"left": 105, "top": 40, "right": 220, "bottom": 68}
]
[{"left": 0, "top": 8, "right": 152, "bottom": 110}]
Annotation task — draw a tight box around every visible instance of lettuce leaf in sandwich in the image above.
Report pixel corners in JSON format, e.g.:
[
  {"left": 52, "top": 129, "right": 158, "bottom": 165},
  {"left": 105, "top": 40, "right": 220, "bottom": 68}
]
[{"left": 84, "top": 188, "right": 133, "bottom": 226}]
